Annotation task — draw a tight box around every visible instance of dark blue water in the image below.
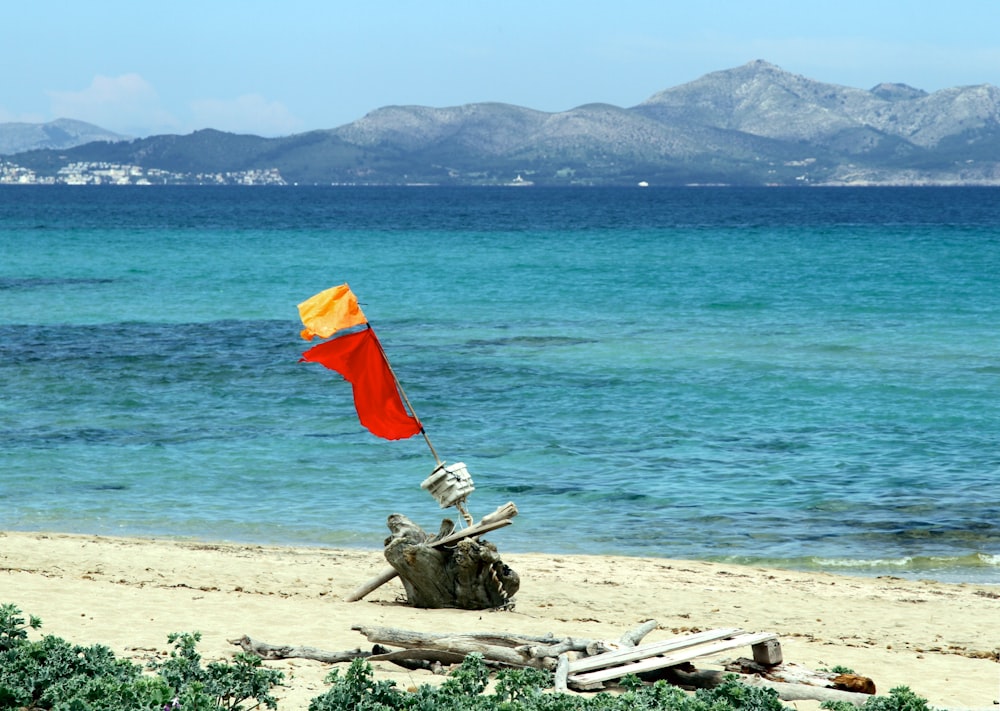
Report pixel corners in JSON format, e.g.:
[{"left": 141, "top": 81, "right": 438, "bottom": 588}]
[{"left": 2, "top": 185, "right": 999, "bottom": 583}]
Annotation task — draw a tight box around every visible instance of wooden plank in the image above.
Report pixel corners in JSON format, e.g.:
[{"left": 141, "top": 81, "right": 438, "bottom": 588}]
[
  {"left": 568, "top": 632, "right": 779, "bottom": 686},
  {"left": 566, "top": 628, "right": 743, "bottom": 674}
]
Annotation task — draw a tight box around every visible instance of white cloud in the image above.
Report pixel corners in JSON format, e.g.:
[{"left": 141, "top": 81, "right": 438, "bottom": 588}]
[
  {"left": 189, "top": 94, "right": 304, "bottom": 137},
  {"left": 0, "top": 107, "right": 47, "bottom": 124},
  {"left": 47, "top": 74, "right": 180, "bottom": 136},
  {"left": 44, "top": 75, "right": 305, "bottom": 136}
]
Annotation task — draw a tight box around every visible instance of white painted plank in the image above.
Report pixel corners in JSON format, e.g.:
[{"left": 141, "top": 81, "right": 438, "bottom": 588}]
[
  {"left": 568, "top": 632, "right": 779, "bottom": 686},
  {"left": 566, "top": 627, "right": 743, "bottom": 674}
]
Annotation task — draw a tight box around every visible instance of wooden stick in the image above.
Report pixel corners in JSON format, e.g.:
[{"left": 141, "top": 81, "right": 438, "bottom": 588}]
[
  {"left": 344, "top": 567, "right": 400, "bottom": 603},
  {"left": 344, "top": 503, "right": 518, "bottom": 602}
]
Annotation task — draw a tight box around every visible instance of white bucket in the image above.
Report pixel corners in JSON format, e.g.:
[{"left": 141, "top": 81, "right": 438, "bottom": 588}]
[{"left": 421, "top": 461, "right": 475, "bottom": 508}]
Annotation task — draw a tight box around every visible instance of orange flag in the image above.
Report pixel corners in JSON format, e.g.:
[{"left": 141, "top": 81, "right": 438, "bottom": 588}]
[
  {"left": 300, "top": 327, "right": 422, "bottom": 440},
  {"left": 297, "top": 284, "right": 367, "bottom": 341}
]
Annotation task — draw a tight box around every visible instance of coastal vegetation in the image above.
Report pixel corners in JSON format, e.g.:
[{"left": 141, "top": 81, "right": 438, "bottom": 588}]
[
  {"left": 1, "top": 604, "right": 937, "bottom": 711},
  {"left": 0, "top": 604, "right": 281, "bottom": 710}
]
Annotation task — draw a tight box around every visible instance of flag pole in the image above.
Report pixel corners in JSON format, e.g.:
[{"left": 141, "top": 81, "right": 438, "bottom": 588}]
[
  {"left": 367, "top": 325, "right": 442, "bottom": 466},
  {"left": 369, "top": 324, "right": 475, "bottom": 527}
]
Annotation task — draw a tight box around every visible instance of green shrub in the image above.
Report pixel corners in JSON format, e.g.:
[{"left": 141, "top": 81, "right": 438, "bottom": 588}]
[
  {"left": 0, "top": 604, "right": 282, "bottom": 711},
  {"left": 821, "top": 685, "right": 939, "bottom": 711},
  {"left": 148, "top": 632, "right": 284, "bottom": 710},
  {"left": 0, "top": 603, "right": 41, "bottom": 653},
  {"left": 307, "top": 657, "right": 937, "bottom": 711},
  {"left": 307, "top": 656, "right": 788, "bottom": 711},
  {"left": 0, "top": 629, "right": 172, "bottom": 710},
  {"left": 307, "top": 657, "right": 405, "bottom": 711}
]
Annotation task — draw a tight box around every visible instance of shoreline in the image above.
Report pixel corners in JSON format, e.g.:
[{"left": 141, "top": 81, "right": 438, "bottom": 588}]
[
  {"left": 6, "top": 524, "right": 997, "bottom": 587},
  {"left": 2, "top": 530, "right": 998, "bottom": 709}
]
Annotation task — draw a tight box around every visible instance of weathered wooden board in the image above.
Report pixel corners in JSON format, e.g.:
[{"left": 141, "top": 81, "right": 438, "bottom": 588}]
[
  {"left": 568, "top": 631, "right": 779, "bottom": 687},
  {"left": 566, "top": 627, "right": 743, "bottom": 674}
]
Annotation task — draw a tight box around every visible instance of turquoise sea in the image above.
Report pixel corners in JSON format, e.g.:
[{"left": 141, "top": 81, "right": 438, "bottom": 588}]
[{"left": 1, "top": 185, "right": 998, "bottom": 584}]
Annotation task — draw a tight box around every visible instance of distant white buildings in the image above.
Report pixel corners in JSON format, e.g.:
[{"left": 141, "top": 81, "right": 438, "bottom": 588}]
[{"left": 0, "top": 160, "right": 287, "bottom": 185}]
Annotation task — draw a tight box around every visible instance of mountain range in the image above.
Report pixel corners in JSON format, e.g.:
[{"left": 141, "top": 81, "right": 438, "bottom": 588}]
[
  {"left": 0, "top": 118, "right": 129, "bottom": 155},
  {"left": 4, "top": 60, "right": 1000, "bottom": 186}
]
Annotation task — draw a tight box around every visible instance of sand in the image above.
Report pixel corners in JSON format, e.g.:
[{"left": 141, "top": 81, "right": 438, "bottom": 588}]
[{"left": 1, "top": 530, "right": 997, "bottom": 709}]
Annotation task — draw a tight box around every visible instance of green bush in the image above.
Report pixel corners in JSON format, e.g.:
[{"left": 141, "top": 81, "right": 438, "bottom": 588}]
[
  {"left": 0, "top": 604, "right": 41, "bottom": 652},
  {"left": 0, "top": 604, "right": 282, "bottom": 711},
  {"left": 821, "top": 685, "right": 939, "bottom": 711},
  {"left": 307, "top": 654, "right": 788, "bottom": 711},
  {"left": 307, "top": 655, "right": 940, "bottom": 711},
  {"left": 148, "top": 632, "right": 284, "bottom": 710}
]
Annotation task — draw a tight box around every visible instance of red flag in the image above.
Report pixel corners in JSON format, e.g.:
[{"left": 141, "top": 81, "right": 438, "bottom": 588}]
[{"left": 301, "top": 328, "right": 421, "bottom": 440}]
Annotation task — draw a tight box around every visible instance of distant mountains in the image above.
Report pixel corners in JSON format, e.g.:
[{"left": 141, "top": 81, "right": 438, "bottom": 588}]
[
  {"left": 0, "top": 118, "right": 129, "bottom": 154},
  {"left": 4, "top": 60, "right": 1000, "bottom": 186}
]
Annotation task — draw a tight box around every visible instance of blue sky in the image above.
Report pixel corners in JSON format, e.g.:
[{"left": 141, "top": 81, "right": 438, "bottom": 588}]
[{"left": 4, "top": 0, "right": 999, "bottom": 137}]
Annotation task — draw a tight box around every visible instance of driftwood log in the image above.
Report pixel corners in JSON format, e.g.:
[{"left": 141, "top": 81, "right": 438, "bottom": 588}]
[
  {"left": 351, "top": 625, "right": 582, "bottom": 669},
  {"left": 228, "top": 635, "right": 379, "bottom": 663},
  {"left": 723, "top": 657, "right": 876, "bottom": 694},
  {"left": 382, "top": 512, "right": 519, "bottom": 609},
  {"left": 665, "top": 668, "right": 874, "bottom": 707},
  {"left": 345, "top": 502, "right": 518, "bottom": 602}
]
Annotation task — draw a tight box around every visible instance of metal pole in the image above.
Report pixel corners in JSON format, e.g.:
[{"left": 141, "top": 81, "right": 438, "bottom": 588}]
[{"left": 367, "top": 325, "right": 442, "bottom": 466}]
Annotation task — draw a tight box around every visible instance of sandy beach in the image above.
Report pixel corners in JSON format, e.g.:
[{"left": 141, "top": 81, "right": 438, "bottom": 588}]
[{"left": 2, "top": 530, "right": 997, "bottom": 709}]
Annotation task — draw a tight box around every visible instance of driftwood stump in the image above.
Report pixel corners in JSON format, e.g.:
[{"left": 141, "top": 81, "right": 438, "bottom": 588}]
[{"left": 383, "top": 513, "right": 519, "bottom": 609}]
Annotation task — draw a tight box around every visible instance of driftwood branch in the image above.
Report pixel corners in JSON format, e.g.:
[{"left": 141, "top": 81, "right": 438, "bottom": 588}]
[
  {"left": 618, "top": 619, "right": 659, "bottom": 647},
  {"left": 344, "top": 567, "right": 399, "bottom": 603},
  {"left": 351, "top": 625, "right": 555, "bottom": 669},
  {"left": 228, "top": 635, "right": 375, "bottom": 663},
  {"left": 229, "top": 635, "right": 467, "bottom": 674}
]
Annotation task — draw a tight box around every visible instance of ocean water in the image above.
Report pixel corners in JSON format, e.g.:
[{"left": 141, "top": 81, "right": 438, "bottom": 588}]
[{"left": 2, "top": 185, "right": 999, "bottom": 584}]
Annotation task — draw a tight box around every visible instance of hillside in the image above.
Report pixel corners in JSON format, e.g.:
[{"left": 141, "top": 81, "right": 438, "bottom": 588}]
[
  {"left": 5, "top": 61, "right": 1000, "bottom": 185},
  {"left": 0, "top": 119, "right": 129, "bottom": 154}
]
